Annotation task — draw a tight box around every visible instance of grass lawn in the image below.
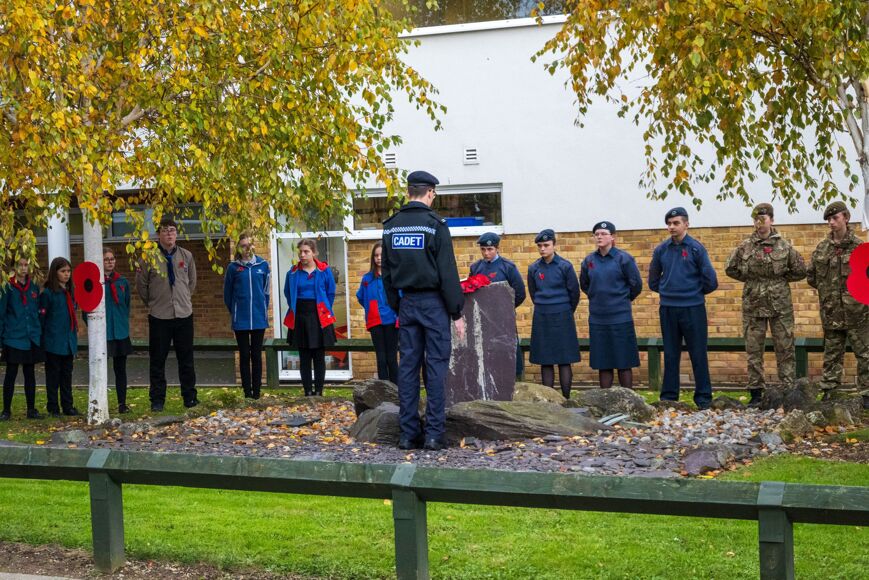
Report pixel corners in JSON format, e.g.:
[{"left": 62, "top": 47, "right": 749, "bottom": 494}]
[{"left": 0, "top": 386, "right": 866, "bottom": 578}]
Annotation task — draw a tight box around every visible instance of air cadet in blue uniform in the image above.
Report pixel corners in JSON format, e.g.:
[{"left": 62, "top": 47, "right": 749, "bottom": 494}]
[
  {"left": 469, "top": 232, "right": 526, "bottom": 378},
  {"left": 580, "top": 221, "right": 643, "bottom": 389},
  {"left": 528, "top": 229, "right": 581, "bottom": 399},
  {"left": 649, "top": 207, "right": 718, "bottom": 409},
  {"left": 382, "top": 170, "right": 465, "bottom": 451}
]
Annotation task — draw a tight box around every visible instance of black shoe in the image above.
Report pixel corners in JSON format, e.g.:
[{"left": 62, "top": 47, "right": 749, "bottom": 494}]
[
  {"left": 424, "top": 438, "right": 446, "bottom": 451},
  {"left": 26, "top": 409, "right": 43, "bottom": 420},
  {"left": 118, "top": 404, "right": 130, "bottom": 414},
  {"left": 151, "top": 402, "right": 164, "bottom": 412},
  {"left": 252, "top": 391, "right": 261, "bottom": 400},
  {"left": 748, "top": 389, "right": 763, "bottom": 408},
  {"left": 63, "top": 408, "right": 81, "bottom": 417},
  {"left": 243, "top": 390, "right": 254, "bottom": 399},
  {"left": 398, "top": 436, "right": 423, "bottom": 450},
  {"left": 183, "top": 398, "right": 199, "bottom": 409},
  {"left": 561, "top": 387, "right": 571, "bottom": 399},
  {"left": 49, "top": 411, "right": 62, "bottom": 418},
  {"left": 0, "top": 411, "right": 10, "bottom": 421},
  {"left": 696, "top": 404, "right": 711, "bottom": 411}
]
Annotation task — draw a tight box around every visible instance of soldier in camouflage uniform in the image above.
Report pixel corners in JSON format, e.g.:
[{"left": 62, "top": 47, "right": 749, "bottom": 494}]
[
  {"left": 725, "top": 203, "right": 807, "bottom": 407},
  {"left": 806, "top": 201, "right": 869, "bottom": 407}
]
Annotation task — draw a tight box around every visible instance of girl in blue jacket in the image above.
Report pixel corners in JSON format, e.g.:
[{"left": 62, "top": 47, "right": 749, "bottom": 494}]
[
  {"left": 103, "top": 248, "right": 132, "bottom": 413},
  {"left": 224, "top": 233, "right": 271, "bottom": 399},
  {"left": 40, "top": 257, "right": 80, "bottom": 417},
  {"left": 283, "top": 238, "right": 336, "bottom": 396},
  {"left": 0, "top": 257, "right": 45, "bottom": 420},
  {"left": 356, "top": 242, "right": 398, "bottom": 382}
]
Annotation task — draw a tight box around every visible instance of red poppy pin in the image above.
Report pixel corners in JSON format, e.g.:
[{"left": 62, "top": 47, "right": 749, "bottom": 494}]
[
  {"left": 539, "top": 272, "right": 545, "bottom": 280},
  {"left": 179, "top": 261, "right": 185, "bottom": 268},
  {"left": 763, "top": 246, "right": 773, "bottom": 254},
  {"left": 237, "top": 266, "right": 245, "bottom": 272},
  {"left": 681, "top": 250, "right": 688, "bottom": 258},
  {"left": 587, "top": 261, "right": 594, "bottom": 270},
  {"left": 31, "top": 291, "right": 37, "bottom": 299},
  {"left": 489, "top": 272, "right": 496, "bottom": 279},
  {"left": 846, "top": 243, "right": 869, "bottom": 305}
]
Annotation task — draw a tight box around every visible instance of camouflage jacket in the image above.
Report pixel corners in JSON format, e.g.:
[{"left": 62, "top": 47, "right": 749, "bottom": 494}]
[
  {"left": 806, "top": 228, "right": 868, "bottom": 330},
  {"left": 725, "top": 229, "right": 806, "bottom": 317}
]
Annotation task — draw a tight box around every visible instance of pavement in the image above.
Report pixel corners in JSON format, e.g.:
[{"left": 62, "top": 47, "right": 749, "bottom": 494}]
[{"left": 0, "top": 574, "right": 74, "bottom": 580}]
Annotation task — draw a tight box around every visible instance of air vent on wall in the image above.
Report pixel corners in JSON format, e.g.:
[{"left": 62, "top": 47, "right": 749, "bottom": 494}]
[
  {"left": 463, "top": 147, "right": 479, "bottom": 165},
  {"left": 384, "top": 152, "right": 397, "bottom": 168}
]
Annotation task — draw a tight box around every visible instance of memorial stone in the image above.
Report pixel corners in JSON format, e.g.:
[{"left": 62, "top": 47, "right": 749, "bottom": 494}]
[{"left": 445, "top": 282, "right": 517, "bottom": 407}]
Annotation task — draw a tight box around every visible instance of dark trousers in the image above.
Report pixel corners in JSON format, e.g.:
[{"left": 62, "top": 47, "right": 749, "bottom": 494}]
[
  {"left": 113, "top": 355, "right": 128, "bottom": 406},
  {"left": 2, "top": 363, "right": 36, "bottom": 412},
  {"left": 45, "top": 352, "right": 74, "bottom": 413},
  {"left": 370, "top": 324, "right": 399, "bottom": 383},
  {"left": 298, "top": 347, "right": 325, "bottom": 395},
  {"left": 148, "top": 315, "right": 197, "bottom": 405},
  {"left": 397, "top": 292, "right": 451, "bottom": 443},
  {"left": 235, "top": 329, "right": 265, "bottom": 397},
  {"left": 660, "top": 305, "right": 713, "bottom": 406}
]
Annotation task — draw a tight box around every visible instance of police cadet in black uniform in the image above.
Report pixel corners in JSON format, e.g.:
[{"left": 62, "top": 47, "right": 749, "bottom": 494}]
[{"left": 382, "top": 170, "right": 466, "bottom": 451}]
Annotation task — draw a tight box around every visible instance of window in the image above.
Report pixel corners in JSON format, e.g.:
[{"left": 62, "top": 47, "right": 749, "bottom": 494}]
[
  {"left": 109, "top": 205, "right": 224, "bottom": 239},
  {"left": 350, "top": 184, "right": 502, "bottom": 235},
  {"left": 387, "top": 0, "right": 566, "bottom": 28}
]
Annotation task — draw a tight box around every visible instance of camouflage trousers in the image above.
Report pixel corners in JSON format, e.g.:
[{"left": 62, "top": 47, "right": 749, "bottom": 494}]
[
  {"left": 744, "top": 313, "right": 795, "bottom": 389},
  {"left": 820, "top": 323, "right": 869, "bottom": 396}
]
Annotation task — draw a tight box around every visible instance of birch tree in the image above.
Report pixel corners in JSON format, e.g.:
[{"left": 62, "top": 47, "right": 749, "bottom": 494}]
[
  {"left": 0, "top": 0, "right": 441, "bottom": 423},
  {"left": 537, "top": 1, "right": 869, "bottom": 230}
]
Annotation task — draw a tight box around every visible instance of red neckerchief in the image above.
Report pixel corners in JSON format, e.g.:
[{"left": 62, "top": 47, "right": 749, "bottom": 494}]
[
  {"left": 63, "top": 288, "right": 78, "bottom": 332},
  {"left": 10, "top": 276, "right": 31, "bottom": 305},
  {"left": 106, "top": 271, "right": 120, "bottom": 304}
]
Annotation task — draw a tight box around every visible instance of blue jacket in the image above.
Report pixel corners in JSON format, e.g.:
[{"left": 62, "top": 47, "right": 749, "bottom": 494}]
[
  {"left": 648, "top": 234, "right": 718, "bottom": 307},
  {"left": 469, "top": 255, "right": 526, "bottom": 308},
  {"left": 527, "top": 254, "right": 580, "bottom": 313},
  {"left": 39, "top": 288, "right": 78, "bottom": 356},
  {"left": 283, "top": 260, "right": 336, "bottom": 330},
  {"left": 224, "top": 256, "right": 271, "bottom": 331},
  {"left": 104, "top": 273, "right": 131, "bottom": 341},
  {"left": 0, "top": 278, "right": 42, "bottom": 351},
  {"left": 580, "top": 247, "right": 643, "bottom": 324},
  {"left": 356, "top": 272, "right": 397, "bottom": 330}
]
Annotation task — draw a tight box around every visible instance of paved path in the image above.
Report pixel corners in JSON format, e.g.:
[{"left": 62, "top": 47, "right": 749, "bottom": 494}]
[{"left": 0, "top": 574, "right": 74, "bottom": 580}]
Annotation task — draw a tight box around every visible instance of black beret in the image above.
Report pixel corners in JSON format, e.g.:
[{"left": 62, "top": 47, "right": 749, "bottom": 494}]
[
  {"left": 535, "top": 229, "right": 556, "bottom": 244},
  {"left": 592, "top": 221, "right": 616, "bottom": 234},
  {"left": 665, "top": 207, "right": 688, "bottom": 222},
  {"left": 477, "top": 232, "right": 501, "bottom": 247},
  {"left": 407, "top": 170, "right": 439, "bottom": 187},
  {"left": 823, "top": 201, "right": 848, "bottom": 220}
]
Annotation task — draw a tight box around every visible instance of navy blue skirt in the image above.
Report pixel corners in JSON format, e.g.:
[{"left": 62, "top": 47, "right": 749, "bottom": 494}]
[
  {"left": 530, "top": 308, "right": 580, "bottom": 365},
  {"left": 589, "top": 322, "right": 640, "bottom": 370}
]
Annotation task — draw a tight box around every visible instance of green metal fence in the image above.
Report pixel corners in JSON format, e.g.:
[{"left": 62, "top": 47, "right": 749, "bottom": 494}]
[{"left": 1, "top": 447, "right": 866, "bottom": 579}]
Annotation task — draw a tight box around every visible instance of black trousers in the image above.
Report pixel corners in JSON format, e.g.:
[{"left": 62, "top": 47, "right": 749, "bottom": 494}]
[
  {"left": 298, "top": 347, "right": 326, "bottom": 396},
  {"left": 235, "top": 329, "right": 265, "bottom": 397},
  {"left": 45, "top": 352, "right": 75, "bottom": 413},
  {"left": 148, "top": 315, "right": 197, "bottom": 405},
  {"left": 113, "top": 355, "right": 128, "bottom": 406},
  {"left": 369, "top": 324, "right": 399, "bottom": 383},
  {"left": 2, "top": 363, "right": 36, "bottom": 412}
]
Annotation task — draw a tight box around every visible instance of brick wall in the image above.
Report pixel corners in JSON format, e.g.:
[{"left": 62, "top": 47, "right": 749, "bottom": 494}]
[{"left": 346, "top": 223, "right": 866, "bottom": 388}]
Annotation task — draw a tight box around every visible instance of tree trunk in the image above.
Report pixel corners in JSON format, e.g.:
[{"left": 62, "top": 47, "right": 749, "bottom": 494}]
[{"left": 83, "top": 213, "right": 109, "bottom": 424}]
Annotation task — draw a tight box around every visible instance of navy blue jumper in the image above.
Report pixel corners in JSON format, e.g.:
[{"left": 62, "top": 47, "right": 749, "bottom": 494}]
[
  {"left": 648, "top": 234, "right": 718, "bottom": 407},
  {"left": 527, "top": 254, "right": 580, "bottom": 314},
  {"left": 580, "top": 247, "right": 642, "bottom": 325}
]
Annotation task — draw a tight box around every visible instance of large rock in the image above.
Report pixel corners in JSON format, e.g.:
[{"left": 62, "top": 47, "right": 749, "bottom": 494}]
[
  {"left": 351, "top": 379, "right": 399, "bottom": 416},
  {"left": 821, "top": 405, "right": 854, "bottom": 426},
  {"left": 446, "top": 400, "right": 607, "bottom": 441},
  {"left": 813, "top": 391, "right": 863, "bottom": 421},
  {"left": 682, "top": 445, "right": 734, "bottom": 476},
  {"left": 446, "top": 282, "right": 517, "bottom": 407},
  {"left": 776, "top": 410, "right": 814, "bottom": 442},
  {"left": 574, "top": 387, "right": 656, "bottom": 422},
  {"left": 348, "top": 403, "right": 401, "bottom": 445},
  {"left": 761, "top": 378, "right": 819, "bottom": 411},
  {"left": 512, "top": 382, "right": 566, "bottom": 405}
]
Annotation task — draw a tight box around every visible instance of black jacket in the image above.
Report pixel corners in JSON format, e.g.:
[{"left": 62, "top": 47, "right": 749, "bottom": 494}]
[{"left": 381, "top": 201, "right": 464, "bottom": 319}]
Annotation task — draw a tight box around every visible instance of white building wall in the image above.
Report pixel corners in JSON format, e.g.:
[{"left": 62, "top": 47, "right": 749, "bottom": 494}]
[{"left": 373, "top": 17, "right": 853, "bottom": 233}]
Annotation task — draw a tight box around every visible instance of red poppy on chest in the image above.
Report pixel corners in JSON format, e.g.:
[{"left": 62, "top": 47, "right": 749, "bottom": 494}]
[
  {"left": 763, "top": 246, "right": 773, "bottom": 254},
  {"left": 538, "top": 272, "right": 545, "bottom": 280}
]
